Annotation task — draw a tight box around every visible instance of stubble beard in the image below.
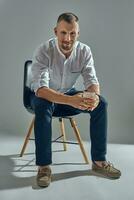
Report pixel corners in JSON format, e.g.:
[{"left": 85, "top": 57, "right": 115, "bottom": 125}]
[{"left": 60, "top": 42, "right": 75, "bottom": 54}]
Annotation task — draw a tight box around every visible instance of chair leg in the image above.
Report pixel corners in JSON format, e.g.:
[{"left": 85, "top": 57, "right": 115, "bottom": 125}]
[
  {"left": 69, "top": 118, "right": 89, "bottom": 164},
  {"left": 59, "top": 118, "right": 67, "bottom": 151},
  {"left": 20, "top": 116, "right": 35, "bottom": 157}
]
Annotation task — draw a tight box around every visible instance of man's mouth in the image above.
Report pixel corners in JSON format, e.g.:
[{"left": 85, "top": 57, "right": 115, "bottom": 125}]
[{"left": 63, "top": 43, "right": 71, "bottom": 46}]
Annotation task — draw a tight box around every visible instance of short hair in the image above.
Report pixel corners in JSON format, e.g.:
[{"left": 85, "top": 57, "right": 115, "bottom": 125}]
[{"left": 57, "top": 12, "right": 79, "bottom": 24}]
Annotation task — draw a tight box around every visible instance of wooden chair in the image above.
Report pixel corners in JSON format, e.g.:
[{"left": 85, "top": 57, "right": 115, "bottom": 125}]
[{"left": 20, "top": 60, "right": 89, "bottom": 164}]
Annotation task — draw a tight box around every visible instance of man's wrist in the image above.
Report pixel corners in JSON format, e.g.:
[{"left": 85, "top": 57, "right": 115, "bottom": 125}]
[{"left": 65, "top": 95, "right": 72, "bottom": 105}]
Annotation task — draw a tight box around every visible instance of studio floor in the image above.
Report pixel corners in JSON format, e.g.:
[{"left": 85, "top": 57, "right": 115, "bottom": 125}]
[{"left": 0, "top": 133, "right": 134, "bottom": 200}]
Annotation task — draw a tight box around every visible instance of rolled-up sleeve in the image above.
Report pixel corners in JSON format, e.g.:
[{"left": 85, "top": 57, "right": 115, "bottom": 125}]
[
  {"left": 81, "top": 47, "right": 99, "bottom": 89},
  {"left": 30, "top": 45, "right": 50, "bottom": 93}
]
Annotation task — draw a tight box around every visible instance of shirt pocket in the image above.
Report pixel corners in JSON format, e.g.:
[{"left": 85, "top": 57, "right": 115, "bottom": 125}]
[
  {"left": 70, "top": 69, "right": 81, "bottom": 77},
  {"left": 71, "top": 70, "right": 81, "bottom": 73},
  {"left": 70, "top": 67, "right": 81, "bottom": 73},
  {"left": 67, "top": 70, "right": 81, "bottom": 86}
]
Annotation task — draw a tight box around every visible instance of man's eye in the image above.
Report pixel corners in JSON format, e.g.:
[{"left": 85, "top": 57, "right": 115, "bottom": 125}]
[
  {"left": 61, "top": 32, "right": 66, "bottom": 35},
  {"left": 71, "top": 32, "right": 76, "bottom": 36}
]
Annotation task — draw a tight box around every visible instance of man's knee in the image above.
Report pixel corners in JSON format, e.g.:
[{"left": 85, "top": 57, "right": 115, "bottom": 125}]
[
  {"left": 31, "top": 96, "right": 54, "bottom": 114},
  {"left": 99, "top": 95, "right": 108, "bottom": 108}
]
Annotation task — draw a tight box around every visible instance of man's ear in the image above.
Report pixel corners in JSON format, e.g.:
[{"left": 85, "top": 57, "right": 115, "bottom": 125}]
[
  {"left": 54, "top": 27, "right": 57, "bottom": 36},
  {"left": 78, "top": 30, "right": 80, "bottom": 37},
  {"left": 76, "top": 30, "right": 80, "bottom": 40}
]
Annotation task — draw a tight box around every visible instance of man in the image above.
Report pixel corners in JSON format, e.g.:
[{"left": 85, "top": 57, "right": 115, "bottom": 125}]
[{"left": 30, "top": 12, "right": 121, "bottom": 187}]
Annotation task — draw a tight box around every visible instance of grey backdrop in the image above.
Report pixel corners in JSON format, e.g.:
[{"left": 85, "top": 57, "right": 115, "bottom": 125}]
[{"left": 0, "top": 0, "right": 134, "bottom": 144}]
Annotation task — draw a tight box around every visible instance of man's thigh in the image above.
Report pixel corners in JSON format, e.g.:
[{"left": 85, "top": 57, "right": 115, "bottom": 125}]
[
  {"left": 53, "top": 88, "right": 89, "bottom": 117},
  {"left": 53, "top": 104, "right": 82, "bottom": 117}
]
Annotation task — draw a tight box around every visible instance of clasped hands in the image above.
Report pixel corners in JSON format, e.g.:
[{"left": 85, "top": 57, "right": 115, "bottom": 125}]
[{"left": 76, "top": 92, "right": 100, "bottom": 111}]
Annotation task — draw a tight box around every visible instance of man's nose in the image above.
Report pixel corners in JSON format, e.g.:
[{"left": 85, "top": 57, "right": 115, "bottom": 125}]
[{"left": 65, "top": 33, "right": 71, "bottom": 41}]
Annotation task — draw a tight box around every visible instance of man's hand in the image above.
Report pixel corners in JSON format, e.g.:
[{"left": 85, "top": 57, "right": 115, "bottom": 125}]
[
  {"left": 86, "top": 94, "right": 99, "bottom": 111},
  {"left": 68, "top": 93, "right": 99, "bottom": 111}
]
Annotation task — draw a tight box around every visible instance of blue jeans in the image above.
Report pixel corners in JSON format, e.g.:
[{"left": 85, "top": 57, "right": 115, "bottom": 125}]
[{"left": 30, "top": 89, "right": 108, "bottom": 166}]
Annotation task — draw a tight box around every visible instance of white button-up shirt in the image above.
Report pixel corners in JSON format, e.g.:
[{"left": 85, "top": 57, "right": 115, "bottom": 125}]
[{"left": 30, "top": 38, "right": 99, "bottom": 93}]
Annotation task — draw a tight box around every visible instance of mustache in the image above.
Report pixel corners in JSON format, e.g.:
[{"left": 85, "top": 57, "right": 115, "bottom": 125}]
[
  {"left": 62, "top": 41, "right": 73, "bottom": 44},
  {"left": 62, "top": 43, "right": 72, "bottom": 47}
]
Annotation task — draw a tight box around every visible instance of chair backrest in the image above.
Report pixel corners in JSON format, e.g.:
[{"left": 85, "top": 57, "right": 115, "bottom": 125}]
[{"left": 23, "top": 60, "right": 34, "bottom": 113}]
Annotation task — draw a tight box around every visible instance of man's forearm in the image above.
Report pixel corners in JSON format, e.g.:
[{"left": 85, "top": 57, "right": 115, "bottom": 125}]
[
  {"left": 86, "top": 84, "right": 100, "bottom": 95},
  {"left": 36, "top": 87, "right": 72, "bottom": 105}
]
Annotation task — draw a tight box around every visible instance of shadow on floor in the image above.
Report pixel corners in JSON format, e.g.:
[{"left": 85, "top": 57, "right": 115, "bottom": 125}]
[
  {"left": 0, "top": 154, "right": 113, "bottom": 190},
  {"left": 0, "top": 154, "right": 35, "bottom": 190}
]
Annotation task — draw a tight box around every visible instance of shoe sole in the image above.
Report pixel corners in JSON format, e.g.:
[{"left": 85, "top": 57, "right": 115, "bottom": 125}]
[
  {"left": 92, "top": 169, "right": 121, "bottom": 179},
  {"left": 37, "top": 177, "right": 51, "bottom": 187}
]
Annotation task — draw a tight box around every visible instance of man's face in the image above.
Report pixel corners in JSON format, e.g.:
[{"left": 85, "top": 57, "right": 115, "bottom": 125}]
[{"left": 54, "top": 20, "right": 79, "bottom": 56}]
